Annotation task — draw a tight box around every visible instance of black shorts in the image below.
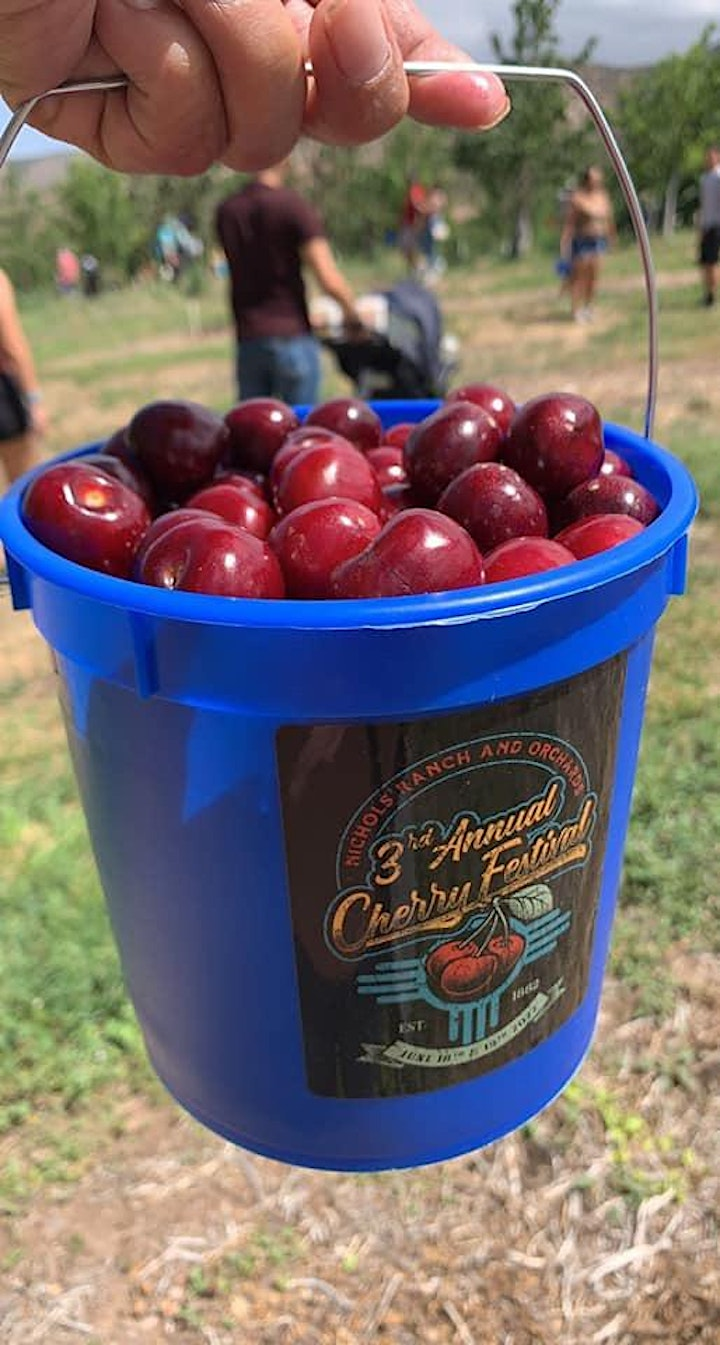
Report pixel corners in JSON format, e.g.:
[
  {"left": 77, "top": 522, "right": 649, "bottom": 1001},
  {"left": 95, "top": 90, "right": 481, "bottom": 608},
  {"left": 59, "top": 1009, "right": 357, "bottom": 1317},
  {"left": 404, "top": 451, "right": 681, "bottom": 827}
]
[
  {"left": 0, "top": 372, "right": 30, "bottom": 442},
  {"left": 700, "top": 226, "right": 720, "bottom": 266}
]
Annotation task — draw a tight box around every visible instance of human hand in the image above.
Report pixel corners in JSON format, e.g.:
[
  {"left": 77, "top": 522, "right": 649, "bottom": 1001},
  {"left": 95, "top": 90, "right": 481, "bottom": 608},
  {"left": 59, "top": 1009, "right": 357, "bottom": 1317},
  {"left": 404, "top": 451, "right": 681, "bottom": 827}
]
[
  {"left": 0, "top": 0, "right": 509, "bottom": 175},
  {"left": 342, "top": 312, "right": 369, "bottom": 340},
  {"left": 29, "top": 402, "right": 48, "bottom": 436}
]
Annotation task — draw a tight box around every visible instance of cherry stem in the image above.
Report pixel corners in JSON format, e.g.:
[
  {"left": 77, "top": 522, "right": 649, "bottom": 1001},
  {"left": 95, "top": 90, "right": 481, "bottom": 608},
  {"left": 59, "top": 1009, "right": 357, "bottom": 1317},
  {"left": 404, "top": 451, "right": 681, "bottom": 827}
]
[
  {"left": 458, "top": 910, "right": 499, "bottom": 957},
  {"left": 493, "top": 900, "right": 510, "bottom": 944}
]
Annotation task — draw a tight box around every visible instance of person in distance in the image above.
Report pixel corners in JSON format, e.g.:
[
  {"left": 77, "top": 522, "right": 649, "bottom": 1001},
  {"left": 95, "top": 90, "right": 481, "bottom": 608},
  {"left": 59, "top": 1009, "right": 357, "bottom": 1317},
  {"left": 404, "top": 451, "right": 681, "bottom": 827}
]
[
  {"left": 559, "top": 165, "right": 617, "bottom": 324},
  {"left": 697, "top": 145, "right": 720, "bottom": 308},
  {"left": 0, "top": 267, "right": 47, "bottom": 489},
  {"left": 216, "top": 160, "right": 364, "bottom": 405}
]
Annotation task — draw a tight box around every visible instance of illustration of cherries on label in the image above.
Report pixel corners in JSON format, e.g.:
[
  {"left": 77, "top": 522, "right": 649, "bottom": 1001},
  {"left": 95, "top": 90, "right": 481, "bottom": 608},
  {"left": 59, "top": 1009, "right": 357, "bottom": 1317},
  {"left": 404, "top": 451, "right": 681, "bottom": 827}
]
[
  {"left": 486, "top": 933, "right": 526, "bottom": 981},
  {"left": 425, "top": 930, "right": 526, "bottom": 1003}
]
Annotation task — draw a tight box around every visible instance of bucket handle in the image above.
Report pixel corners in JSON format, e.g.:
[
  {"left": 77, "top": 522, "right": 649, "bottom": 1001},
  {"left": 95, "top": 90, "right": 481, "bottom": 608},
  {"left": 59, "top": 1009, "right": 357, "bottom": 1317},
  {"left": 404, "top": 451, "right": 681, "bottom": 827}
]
[{"left": 0, "top": 62, "right": 657, "bottom": 438}]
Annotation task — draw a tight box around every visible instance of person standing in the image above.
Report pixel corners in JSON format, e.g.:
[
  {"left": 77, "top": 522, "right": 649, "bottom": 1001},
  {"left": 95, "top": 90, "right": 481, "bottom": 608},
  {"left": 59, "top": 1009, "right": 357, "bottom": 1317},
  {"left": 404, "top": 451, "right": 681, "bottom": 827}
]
[
  {"left": 559, "top": 165, "right": 617, "bottom": 323},
  {"left": 420, "top": 182, "right": 449, "bottom": 277},
  {"left": 54, "top": 246, "right": 80, "bottom": 296},
  {"left": 0, "top": 267, "right": 47, "bottom": 487},
  {"left": 398, "top": 177, "right": 430, "bottom": 274},
  {"left": 80, "top": 253, "right": 101, "bottom": 297},
  {"left": 698, "top": 145, "right": 720, "bottom": 308},
  {"left": 154, "top": 215, "right": 183, "bottom": 283},
  {"left": 215, "top": 161, "right": 363, "bottom": 404}
]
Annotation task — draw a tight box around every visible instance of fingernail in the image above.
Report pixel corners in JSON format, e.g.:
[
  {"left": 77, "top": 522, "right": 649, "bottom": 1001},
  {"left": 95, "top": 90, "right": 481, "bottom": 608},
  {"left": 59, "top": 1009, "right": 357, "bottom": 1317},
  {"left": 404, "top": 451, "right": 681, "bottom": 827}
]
[
  {"left": 458, "top": 73, "right": 511, "bottom": 129},
  {"left": 482, "top": 93, "right": 512, "bottom": 130},
  {"left": 325, "top": 0, "right": 392, "bottom": 86}
]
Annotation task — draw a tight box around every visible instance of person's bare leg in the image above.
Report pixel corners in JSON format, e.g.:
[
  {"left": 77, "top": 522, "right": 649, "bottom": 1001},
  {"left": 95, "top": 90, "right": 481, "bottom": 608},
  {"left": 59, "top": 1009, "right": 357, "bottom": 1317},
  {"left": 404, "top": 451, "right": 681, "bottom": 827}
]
[
  {"left": 0, "top": 433, "right": 42, "bottom": 486},
  {"left": 569, "top": 261, "right": 584, "bottom": 319},
  {"left": 571, "top": 257, "right": 593, "bottom": 319},
  {"left": 702, "top": 262, "right": 717, "bottom": 305},
  {"left": 584, "top": 257, "right": 600, "bottom": 313}
]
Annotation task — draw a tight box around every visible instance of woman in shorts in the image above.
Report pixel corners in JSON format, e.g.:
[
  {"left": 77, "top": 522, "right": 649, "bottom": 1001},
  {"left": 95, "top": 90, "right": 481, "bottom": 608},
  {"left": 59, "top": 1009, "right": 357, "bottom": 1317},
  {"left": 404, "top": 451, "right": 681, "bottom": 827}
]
[
  {"left": 0, "top": 268, "right": 46, "bottom": 489},
  {"left": 560, "top": 166, "right": 617, "bottom": 323},
  {"left": 698, "top": 146, "right": 720, "bottom": 307}
]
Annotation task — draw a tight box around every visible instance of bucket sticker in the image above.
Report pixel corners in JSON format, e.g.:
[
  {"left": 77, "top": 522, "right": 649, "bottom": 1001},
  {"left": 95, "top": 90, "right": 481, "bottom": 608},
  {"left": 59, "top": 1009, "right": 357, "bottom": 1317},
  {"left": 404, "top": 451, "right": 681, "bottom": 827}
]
[{"left": 276, "top": 654, "right": 627, "bottom": 1099}]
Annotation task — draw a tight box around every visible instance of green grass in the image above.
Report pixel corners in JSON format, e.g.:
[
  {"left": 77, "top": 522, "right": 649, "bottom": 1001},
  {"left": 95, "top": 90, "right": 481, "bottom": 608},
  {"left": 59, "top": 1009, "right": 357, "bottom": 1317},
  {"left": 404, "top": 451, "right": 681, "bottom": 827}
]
[
  {"left": 19, "top": 279, "right": 229, "bottom": 365},
  {"left": 664, "top": 426, "right": 720, "bottom": 519},
  {"left": 0, "top": 706, "right": 148, "bottom": 1133},
  {"left": 606, "top": 416, "right": 720, "bottom": 1008},
  {"left": 2, "top": 235, "right": 718, "bottom": 1136}
]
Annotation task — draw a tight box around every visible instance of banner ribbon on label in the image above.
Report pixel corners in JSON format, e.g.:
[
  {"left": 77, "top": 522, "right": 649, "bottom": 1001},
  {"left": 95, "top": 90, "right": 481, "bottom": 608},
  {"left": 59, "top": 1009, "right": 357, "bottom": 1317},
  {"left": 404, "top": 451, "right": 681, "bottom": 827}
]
[{"left": 358, "top": 979, "right": 566, "bottom": 1069}]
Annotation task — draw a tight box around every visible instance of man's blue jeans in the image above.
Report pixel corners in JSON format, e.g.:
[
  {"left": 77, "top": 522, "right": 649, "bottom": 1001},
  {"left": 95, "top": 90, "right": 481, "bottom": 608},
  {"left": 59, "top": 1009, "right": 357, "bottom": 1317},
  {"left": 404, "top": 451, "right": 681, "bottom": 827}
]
[{"left": 237, "top": 335, "right": 321, "bottom": 405}]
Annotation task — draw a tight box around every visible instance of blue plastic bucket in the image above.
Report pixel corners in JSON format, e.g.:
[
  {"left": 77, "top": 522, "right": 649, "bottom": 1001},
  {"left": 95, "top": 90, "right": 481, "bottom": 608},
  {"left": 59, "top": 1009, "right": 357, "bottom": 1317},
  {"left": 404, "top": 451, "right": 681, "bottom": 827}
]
[{"left": 0, "top": 402, "right": 697, "bottom": 1171}]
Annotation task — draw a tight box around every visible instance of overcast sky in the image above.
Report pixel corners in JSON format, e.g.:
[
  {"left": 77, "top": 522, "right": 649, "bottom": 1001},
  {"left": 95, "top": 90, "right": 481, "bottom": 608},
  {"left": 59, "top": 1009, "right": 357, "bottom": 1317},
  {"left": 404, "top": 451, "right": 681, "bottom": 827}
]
[
  {"left": 423, "top": 0, "right": 717, "bottom": 66},
  {"left": 2, "top": 0, "right": 717, "bottom": 161}
]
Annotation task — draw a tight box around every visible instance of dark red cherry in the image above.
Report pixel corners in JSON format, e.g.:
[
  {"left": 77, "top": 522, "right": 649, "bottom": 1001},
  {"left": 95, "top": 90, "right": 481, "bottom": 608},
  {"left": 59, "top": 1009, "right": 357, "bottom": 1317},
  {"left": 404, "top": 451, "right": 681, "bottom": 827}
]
[
  {"left": 403, "top": 401, "right": 504, "bottom": 505},
  {"left": 554, "top": 513, "right": 646, "bottom": 558},
  {"left": 270, "top": 497, "right": 381, "bottom": 598},
  {"left": 365, "top": 445, "right": 406, "bottom": 488},
  {"left": 600, "top": 447, "right": 633, "bottom": 478},
  {"left": 22, "top": 460, "right": 151, "bottom": 579},
  {"left": 484, "top": 536, "right": 576, "bottom": 585},
  {"left": 305, "top": 396, "right": 383, "bottom": 452},
  {"left": 275, "top": 440, "right": 383, "bottom": 517},
  {"left": 127, "top": 399, "right": 229, "bottom": 500},
  {"left": 136, "top": 514, "right": 285, "bottom": 597},
  {"left": 446, "top": 382, "right": 516, "bottom": 435},
  {"left": 223, "top": 398, "right": 299, "bottom": 473},
  {"left": 561, "top": 473, "right": 659, "bottom": 527},
  {"left": 186, "top": 478, "right": 276, "bottom": 539},
  {"left": 438, "top": 461, "right": 548, "bottom": 553},
  {"left": 80, "top": 451, "right": 154, "bottom": 508},
  {"left": 330, "top": 508, "right": 485, "bottom": 598},
  {"left": 382, "top": 422, "right": 414, "bottom": 450},
  {"left": 502, "top": 393, "right": 604, "bottom": 500}
]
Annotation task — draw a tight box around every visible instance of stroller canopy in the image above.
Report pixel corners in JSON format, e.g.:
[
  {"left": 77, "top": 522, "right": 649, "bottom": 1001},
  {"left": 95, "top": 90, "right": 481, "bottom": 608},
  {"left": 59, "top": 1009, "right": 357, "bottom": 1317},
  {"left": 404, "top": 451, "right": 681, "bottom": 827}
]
[
  {"left": 320, "top": 278, "right": 452, "bottom": 400},
  {"left": 383, "top": 278, "right": 444, "bottom": 396}
]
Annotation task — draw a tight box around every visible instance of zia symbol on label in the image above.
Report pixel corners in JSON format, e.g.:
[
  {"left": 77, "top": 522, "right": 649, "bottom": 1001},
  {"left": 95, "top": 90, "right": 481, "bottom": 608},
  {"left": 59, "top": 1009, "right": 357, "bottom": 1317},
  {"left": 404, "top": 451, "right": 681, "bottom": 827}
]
[{"left": 356, "top": 884, "right": 571, "bottom": 1047}]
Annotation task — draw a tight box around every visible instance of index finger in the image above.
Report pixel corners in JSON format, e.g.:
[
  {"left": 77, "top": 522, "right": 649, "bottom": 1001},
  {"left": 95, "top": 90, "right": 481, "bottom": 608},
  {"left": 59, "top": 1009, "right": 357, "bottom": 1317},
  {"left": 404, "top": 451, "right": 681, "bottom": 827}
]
[{"left": 383, "top": 0, "right": 510, "bottom": 129}]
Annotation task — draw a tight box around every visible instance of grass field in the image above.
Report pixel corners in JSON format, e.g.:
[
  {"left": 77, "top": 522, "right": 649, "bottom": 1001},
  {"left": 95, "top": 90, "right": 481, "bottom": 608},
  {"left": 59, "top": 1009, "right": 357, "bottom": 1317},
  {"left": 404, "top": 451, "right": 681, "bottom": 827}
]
[{"left": 1, "top": 231, "right": 719, "bottom": 1342}]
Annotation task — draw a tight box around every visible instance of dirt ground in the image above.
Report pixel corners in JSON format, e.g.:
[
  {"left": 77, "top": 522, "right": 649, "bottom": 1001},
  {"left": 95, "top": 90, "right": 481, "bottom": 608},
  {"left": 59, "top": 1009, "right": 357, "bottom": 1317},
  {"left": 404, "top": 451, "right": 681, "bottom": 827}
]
[
  {"left": 1, "top": 268, "right": 719, "bottom": 1344},
  {"left": 1, "top": 948, "right": 718, "bottom": 1345}
]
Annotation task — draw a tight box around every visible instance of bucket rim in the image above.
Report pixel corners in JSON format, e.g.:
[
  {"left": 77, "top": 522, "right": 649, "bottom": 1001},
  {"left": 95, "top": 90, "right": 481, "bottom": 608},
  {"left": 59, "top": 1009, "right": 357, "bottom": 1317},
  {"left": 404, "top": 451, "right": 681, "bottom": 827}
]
[{"left": 0, "top": 421, "right": 698, "bottom": 631}]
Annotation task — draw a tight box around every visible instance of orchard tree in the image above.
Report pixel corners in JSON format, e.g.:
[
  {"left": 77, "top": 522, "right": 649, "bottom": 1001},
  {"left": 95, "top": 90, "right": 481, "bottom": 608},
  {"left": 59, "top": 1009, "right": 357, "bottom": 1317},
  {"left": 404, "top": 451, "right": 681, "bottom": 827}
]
[
  {"left": 0, "top": 167, "right": 60, "bottom": 289},
  {"left": 453, "top": 0, "right": 595, "bottom": 257},
  {"left": 127, "top": 167, "right": 231, "bottom": 262},
  {"left": 56, "top": 158, "right": 231, "bottom": 281},
  {"left": 297, "top": 120, "right": 453, "bottom": 259},
  {"left": 56, "top": 158, "right": 148, "bottom": 279},
  {"left": 616, "top": 27, "right": 720, "bottom": 235}
]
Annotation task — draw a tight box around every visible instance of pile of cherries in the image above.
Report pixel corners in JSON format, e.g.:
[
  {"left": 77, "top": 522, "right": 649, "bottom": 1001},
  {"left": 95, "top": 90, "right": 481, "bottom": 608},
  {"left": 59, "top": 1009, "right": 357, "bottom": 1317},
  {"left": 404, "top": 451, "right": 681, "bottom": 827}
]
[{"left": 20, "top": 385, "right": 660, "bottom": 601}]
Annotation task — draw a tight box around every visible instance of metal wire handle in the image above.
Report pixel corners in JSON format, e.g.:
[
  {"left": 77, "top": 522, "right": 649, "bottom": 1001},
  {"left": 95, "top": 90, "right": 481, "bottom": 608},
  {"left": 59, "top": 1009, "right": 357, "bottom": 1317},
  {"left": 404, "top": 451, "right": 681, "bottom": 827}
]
[{"left": 0, "top": 61, "right": 657, "bottom": 437}]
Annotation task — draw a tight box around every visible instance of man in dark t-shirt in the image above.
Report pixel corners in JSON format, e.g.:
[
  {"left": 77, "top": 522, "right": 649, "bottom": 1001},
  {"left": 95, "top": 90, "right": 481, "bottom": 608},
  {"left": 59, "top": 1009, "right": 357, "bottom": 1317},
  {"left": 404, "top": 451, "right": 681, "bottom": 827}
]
[{"left": 216, "top": 162, "right": 363, "bottom": 404}]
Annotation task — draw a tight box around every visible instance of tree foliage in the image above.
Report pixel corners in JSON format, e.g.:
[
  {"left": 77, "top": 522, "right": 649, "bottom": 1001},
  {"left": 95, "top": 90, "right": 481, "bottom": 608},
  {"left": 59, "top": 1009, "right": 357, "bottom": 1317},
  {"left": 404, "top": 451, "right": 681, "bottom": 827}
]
[
  {"left": 298, "top": 120, "right": 454, "bottom": 259},
  {"left": 52, "top": 159, "right": 236, "bottom": 281},
  {"left": 453, "top": 0, "right": 596, "bottom": 257},
  {"left": 55, "top": 159, "right": 147, "bottom": 278},
  {"left": 0, "top": 167, "right": 61, "bottom": 289},
  {"left": 615, "top": 27, "right": 720, "bottom": 232}
]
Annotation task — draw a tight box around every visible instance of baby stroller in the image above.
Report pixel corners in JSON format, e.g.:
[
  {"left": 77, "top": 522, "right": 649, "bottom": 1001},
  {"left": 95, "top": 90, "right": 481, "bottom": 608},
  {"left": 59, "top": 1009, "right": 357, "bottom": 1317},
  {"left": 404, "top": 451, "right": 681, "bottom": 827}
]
[{"left": 315, "top": 278, "right": 459, "bottom": 401}]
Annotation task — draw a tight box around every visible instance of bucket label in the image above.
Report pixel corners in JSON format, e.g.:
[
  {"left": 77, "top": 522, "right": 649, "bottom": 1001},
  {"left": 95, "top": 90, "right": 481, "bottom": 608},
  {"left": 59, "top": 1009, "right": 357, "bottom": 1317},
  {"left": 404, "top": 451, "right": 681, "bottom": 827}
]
[{"left": 277, "top": 655, "right": 627, "bottom": 1099}]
